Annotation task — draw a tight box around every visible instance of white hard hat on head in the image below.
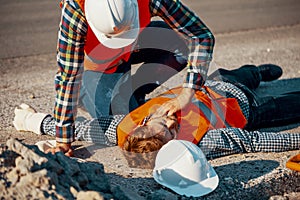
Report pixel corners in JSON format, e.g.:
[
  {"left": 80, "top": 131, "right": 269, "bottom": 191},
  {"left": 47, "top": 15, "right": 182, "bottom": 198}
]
[
  {"left": 85, "top": 0, "right": 139, "bottom": 49},
  {"left": 153, "top": 140, "right": 219, "bottom": 197}
]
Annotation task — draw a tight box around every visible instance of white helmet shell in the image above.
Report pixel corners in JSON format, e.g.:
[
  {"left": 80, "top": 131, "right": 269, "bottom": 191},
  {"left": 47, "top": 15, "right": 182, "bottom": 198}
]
[
  {"left": 85, "top": 0, "right": 139, "bottom": 49},
  {"left": 153, "top": 140, "right": 219, "bottom": 197}
]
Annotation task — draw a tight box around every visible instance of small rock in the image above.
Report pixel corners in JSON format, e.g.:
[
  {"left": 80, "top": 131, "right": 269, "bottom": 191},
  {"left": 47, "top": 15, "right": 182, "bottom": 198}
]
[
  {"left": 15, "top": 157, "right": 32, "bottom": 175},
  {"left": 116, "top": 164, "right": 122, "bottom": 168},
  {"left": 6, "top": 168, "right": 19, "bottom": 186},
  {"left": 224, "top": 177, "right": 233, "bottom": 181},
  {"left": 70, "top": 186, "right": 78, "bottom": 197},
  {"left": 77, "top": 191, "right": 104, "bottom": 200},
  {"left": 269, "top": 195, "right": 288, "bottom": 200},
  {"left": 16, "top": 169, "right": 49, "bottom": 189}
]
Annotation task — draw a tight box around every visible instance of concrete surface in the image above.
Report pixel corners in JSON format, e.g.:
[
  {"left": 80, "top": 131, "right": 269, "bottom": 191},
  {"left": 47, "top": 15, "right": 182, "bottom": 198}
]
[{"left": 1, "top": 0, "right": 300, "bottom": 58}]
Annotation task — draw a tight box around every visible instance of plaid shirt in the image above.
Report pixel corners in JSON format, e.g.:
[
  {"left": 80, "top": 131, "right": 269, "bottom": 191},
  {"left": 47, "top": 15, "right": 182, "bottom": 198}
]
[
  {"left": 42, "top": 81, "right": 300, "bottom": 158},
  {"left": 55, "top": 0, "right": 214, "bottom": 143}
]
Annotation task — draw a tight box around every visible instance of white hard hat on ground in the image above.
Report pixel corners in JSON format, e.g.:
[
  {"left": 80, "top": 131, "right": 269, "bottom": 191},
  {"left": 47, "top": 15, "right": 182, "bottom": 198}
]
[
  {"left": 85, "top": 0, "right": 139, "bottom": 49},
  {"left": 153, "top": 140, "right": 219, "bottom": 197}
]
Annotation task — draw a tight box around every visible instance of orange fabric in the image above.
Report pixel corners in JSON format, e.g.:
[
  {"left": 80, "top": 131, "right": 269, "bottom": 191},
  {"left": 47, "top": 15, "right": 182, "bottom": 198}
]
[
  {"left": 286, "top": 153, "right": 300, "bottom": 172},
  {"left": 205, "top": 87, "right": 247, "bottom": 128},
  {"left": 117, "top": 87, "right": 247, "bottom": 147},
  {"left": 75, "top": 0, "right": 85, "bottom": 10},
  {"left": 60, "top": 0, "right": 85, "bottom": 9},
  {"left": 74, "top": 0, "right": 151, "bottom": 73}
]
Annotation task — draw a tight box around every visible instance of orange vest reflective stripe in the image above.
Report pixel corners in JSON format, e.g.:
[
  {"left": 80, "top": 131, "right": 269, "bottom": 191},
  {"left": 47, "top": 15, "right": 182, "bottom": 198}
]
[
  {"left": 74, "top": 0, "right": 151, "bottom": 73},
  {"left": 116, "top": 87, "right": 248, "bottom": 147}
]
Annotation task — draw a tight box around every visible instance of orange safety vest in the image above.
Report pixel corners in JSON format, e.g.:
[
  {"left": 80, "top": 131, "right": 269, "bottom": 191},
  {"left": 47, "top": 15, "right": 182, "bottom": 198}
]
[
  {"left": 72, "top": 0, "right": 151, "bottom": 73},
  {"left": 117, "top": 87, "right": 248, "bottom": 147},
  {"left": 286, "top": 153, "right": 300, "bottom": 172}
]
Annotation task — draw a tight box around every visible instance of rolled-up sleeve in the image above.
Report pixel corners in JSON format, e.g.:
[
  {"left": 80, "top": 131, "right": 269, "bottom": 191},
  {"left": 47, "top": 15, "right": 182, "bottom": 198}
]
[{"left": 54, "top": 0, "right": 87, "bottom": 143}]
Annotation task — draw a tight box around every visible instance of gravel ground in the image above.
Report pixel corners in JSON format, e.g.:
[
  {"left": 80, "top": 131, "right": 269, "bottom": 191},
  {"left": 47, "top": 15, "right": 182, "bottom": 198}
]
[{"left": 1, "top": 24, "right": 300, "bottom": 199}]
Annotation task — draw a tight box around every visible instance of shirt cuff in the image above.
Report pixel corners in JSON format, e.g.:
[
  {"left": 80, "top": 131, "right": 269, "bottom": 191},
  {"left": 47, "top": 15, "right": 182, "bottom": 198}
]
[
  {"left": 183, "top": 71, "right": 205, "bottom": 90},
  {"left": 56, "top": 125, "right": 75, "bottom": 144}
]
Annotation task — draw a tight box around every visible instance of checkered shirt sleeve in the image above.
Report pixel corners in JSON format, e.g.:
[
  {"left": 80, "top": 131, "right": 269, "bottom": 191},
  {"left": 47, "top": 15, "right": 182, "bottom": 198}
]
[
  {"left": 199, "top": 128, "right": 300, "bottom": 159},
  {"left": 42, "top": 114, "right": 300, "bottom": 158},
  {"left": 42, "top": 115, "right": 125, "bottom": 146},
  {"left": 54, "top": 0, "right": 87, "bottom": 143},
  {"left": 74, "top": 115, "right": 124, "bottom": 146},
  {"left": 150, "top": 0, "right": 215, "bottom": 89}
]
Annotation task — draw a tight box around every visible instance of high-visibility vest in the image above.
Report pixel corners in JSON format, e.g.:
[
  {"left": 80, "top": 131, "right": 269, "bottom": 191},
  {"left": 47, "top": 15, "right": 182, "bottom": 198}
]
[
  {"left": 117, "top": 86, "right": 248, "bottom": 147},
  {"left": 71, "top": 0, "right": 151, "bottom": 73},
  {"left": 286, "top": 153, "right": 300, "bottom": 172}
]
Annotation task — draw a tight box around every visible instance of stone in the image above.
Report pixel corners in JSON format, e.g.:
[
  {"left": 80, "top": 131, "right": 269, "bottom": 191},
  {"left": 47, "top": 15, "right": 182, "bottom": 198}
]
[
  {"left": 77, "top": 191, "right": 104, "bottom": 200},
  {"left": 2, "top": 138, "right": 130, "bottom": 199}
]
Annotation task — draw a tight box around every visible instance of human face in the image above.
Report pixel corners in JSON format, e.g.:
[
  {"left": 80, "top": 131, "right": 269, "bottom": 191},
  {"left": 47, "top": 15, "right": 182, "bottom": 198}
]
[{"left": 144, "top": 114, "right": 179, "bottom": 142}]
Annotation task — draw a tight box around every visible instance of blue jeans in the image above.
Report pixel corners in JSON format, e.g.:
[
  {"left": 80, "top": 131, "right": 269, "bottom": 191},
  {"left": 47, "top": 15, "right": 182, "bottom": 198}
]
[
  {"left": 79, "top": 62, "right": 136, "bottom": 117},
  {"left": 79, "top": 21, "right": 187, "bottom": 118},
  {"left": 208, "top": 65, "right": 300, "bottom": 129}
]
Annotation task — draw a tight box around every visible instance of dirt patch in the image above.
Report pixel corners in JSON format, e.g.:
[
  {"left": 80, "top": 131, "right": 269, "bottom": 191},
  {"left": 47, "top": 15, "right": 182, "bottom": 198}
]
[
  {"left": 1, "top": 25, "right": 300, "bottom": 199},
  {"left": 0, "top": 138, "right": 138, "bottom": 200},
  {"left": 1, "top": 139, "right": 299, "bottom": 200}
]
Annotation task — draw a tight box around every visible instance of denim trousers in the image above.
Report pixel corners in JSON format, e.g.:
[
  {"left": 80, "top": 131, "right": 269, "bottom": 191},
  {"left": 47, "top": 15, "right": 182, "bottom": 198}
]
[
  {"left": 208, "top": 65, "right": 300, "bottom": 129},
  {"left": 79, "top": 21, "right": 188, "bottom": 118}
]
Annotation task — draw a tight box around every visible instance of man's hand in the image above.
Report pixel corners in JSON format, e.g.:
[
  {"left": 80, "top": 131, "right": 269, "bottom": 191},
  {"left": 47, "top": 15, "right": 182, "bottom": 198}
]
[
  {"left": 156, "top": 87, "right": 195, "bottom": 116},
  {"left": 46, "top": 142, "right": 73, "bottom": 157}
]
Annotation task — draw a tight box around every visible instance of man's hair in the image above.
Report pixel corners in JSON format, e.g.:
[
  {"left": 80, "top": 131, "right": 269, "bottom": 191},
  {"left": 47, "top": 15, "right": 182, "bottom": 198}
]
[
  {"left": 122, "top": 125, "right": 169, "bottom": 169},
  {"left": 123, "top": 126, "right": 167, "bottom": 153}
]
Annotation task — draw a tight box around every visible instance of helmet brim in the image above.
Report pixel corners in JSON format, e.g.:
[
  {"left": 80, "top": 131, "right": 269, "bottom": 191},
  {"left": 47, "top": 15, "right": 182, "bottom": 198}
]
[
  {"left": 94, "top": 24, "right": 139, "bottom": 49},
  {"left": 153, "top": 166, "right": 219, "bottom": 197}
]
